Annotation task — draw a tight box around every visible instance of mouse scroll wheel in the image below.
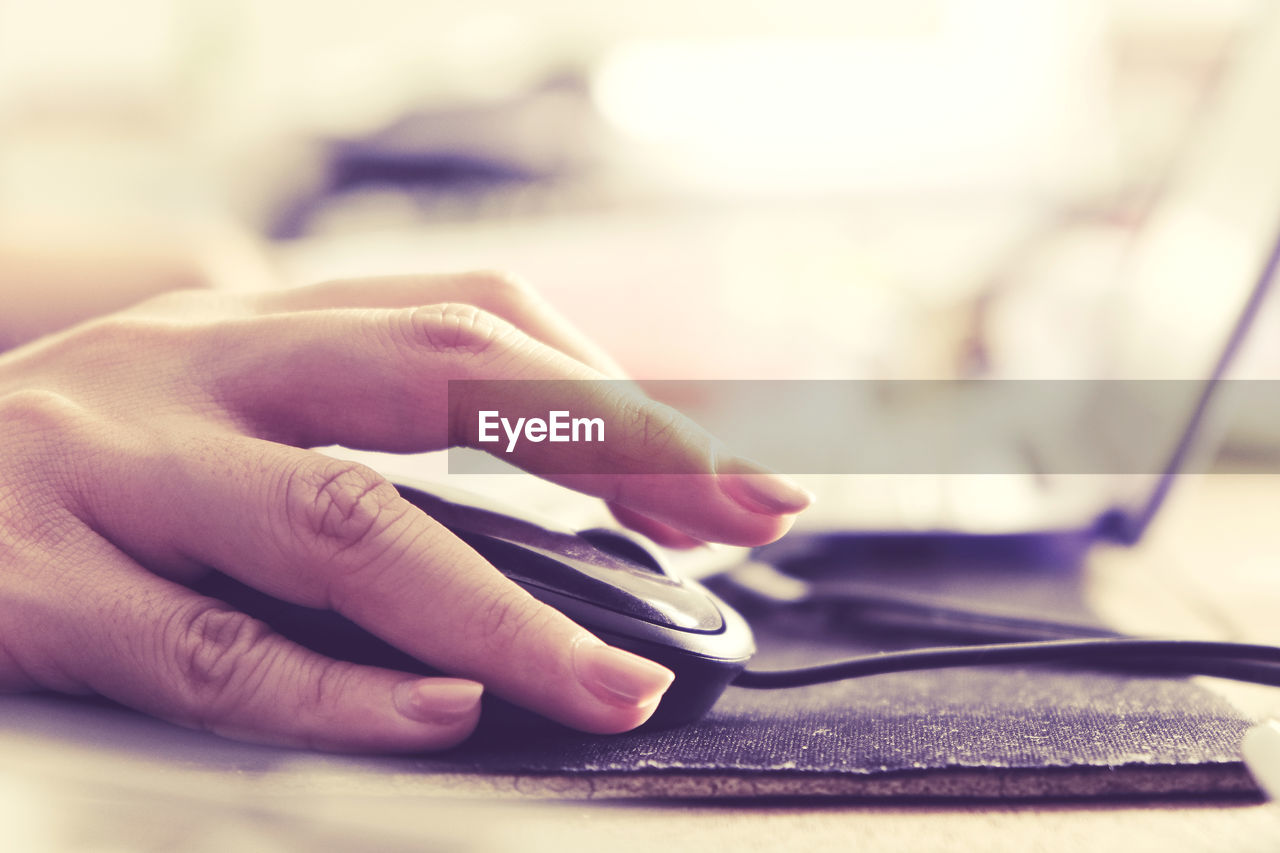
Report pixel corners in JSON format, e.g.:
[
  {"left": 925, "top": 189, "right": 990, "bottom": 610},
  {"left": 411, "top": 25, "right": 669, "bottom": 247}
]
[{"left": 577, "top": 528, "right": 671, "bottom": 576}]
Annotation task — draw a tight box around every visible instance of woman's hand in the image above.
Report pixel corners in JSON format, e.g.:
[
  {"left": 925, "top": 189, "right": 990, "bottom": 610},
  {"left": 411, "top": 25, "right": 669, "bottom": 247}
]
[{"left": 0, "top": 272, "right": 810, "bottom": 752}]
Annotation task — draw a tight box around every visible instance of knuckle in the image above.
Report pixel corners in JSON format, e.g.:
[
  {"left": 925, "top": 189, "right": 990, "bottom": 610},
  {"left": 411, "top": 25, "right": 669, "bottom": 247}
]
[
  {"left": 0, "top": 388, "right": 87, "bottom": 435},
  {"left": 278, "top": 459, "right": 419, "bottom": 609},
  {"left": 22, "top": 312, "right": 232, "bottom": 422},
  {"left": 37, "top": 315, "right": 208, "bottom": 406},
  {"left": 0, "top": 390, "right": 94, "bottom": 477},
  {"left": 168, "top": 604, "right": 275, "bottom": 720},
  {"left": 283, "top": 459, "right": 405, "bottom": 556},
  {"left": 0, "top": 391, "right": 99, "bottom": 543},
  {"left": 0, "top": 497, "right": 85, "bottom": 563},
  {"left": 406, "top": 302, "right": 517, "bottom": 360}
]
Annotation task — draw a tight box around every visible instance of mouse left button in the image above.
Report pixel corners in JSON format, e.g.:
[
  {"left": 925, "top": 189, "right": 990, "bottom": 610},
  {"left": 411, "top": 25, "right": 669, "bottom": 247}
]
[{"left": 577, "top": 528, "right": 670, "bottom": 576}]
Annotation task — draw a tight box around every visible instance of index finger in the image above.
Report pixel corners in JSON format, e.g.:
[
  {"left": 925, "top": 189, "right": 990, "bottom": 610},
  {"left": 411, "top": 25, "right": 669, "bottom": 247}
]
[
  {"left": 253, "top": 271, "right": 630, "bottom": 380},
  {"left": 192, "top": 303, "right": 811, "bottom": 546}
]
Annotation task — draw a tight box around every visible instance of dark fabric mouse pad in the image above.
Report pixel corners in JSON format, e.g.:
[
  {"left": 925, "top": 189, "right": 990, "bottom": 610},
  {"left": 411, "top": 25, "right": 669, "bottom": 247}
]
[{"left": 411, "top": 541, "right": 1260, "bottom": 800}]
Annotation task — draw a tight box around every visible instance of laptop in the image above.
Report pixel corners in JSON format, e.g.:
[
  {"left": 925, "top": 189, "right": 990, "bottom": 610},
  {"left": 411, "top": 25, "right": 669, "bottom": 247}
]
[
  {"left": 773, "top": 9, "right": 1280, "bottom": 550},
  {"left": 327, "top": 9, "right": 1280, "bottom": 578}
]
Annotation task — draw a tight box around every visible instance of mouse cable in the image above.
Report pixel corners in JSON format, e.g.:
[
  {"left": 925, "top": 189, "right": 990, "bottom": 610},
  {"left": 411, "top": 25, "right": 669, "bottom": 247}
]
[{"left": 731, "top": 637, "right": 1280, "bottom": 689}]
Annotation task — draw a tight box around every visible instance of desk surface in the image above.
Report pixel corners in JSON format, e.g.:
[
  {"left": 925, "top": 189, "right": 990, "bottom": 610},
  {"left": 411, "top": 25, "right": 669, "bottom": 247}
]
[{"left": 4, "top": 474, "right": 1280, "bottom": 853}]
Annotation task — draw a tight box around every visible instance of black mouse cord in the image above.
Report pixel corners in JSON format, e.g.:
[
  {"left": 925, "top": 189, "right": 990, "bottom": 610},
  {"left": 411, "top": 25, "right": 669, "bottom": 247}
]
[{"left": 731, "top": 637, "right": 1280, "bottom": 689}]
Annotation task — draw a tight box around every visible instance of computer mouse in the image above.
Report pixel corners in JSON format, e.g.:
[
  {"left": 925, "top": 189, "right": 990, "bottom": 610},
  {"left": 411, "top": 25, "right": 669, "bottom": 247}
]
[{"left": 391, "top": 478, "right": 756, "bottom": 728}]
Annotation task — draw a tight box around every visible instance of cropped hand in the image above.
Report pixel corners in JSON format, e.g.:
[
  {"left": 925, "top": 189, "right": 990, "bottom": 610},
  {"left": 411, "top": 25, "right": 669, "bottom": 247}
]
[{"left": 0, "top": 273, "right": 810, "bottom": 752}]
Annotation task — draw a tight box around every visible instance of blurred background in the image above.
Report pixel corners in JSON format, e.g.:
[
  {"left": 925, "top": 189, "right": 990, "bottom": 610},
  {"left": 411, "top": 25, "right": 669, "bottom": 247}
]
[
  {"left": 4, "top": 8, "right": 1280, "bottom": 846},
  {"left": 1, "top": 0, "right": 1277, "bottom": 425}
]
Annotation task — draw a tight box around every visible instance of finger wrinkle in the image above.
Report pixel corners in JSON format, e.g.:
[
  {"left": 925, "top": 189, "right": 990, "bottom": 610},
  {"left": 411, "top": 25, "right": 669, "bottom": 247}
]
[
  {"left": 322, "top": 505, "right": 434, "bottom": 617},
  {"left": 167, "top": 603, "right": 275, "bottom": 726},
  {"left": 407, "top": 303, "right": 513, "bottom": 359},
  {"left": 283, "top": 461, "right": 399, "bottom": 556}
]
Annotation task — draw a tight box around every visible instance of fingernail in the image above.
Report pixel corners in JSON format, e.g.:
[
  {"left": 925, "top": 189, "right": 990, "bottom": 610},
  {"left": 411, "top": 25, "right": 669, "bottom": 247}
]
[
  {"left": 714, "top": 455, "right": 814, "bottom": 515},
  {"left": 393, "top": 678, "right": 484, "bottom": 724},
  {"left": 573, "top": 636, "right": 674, "bottom": 708}
]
